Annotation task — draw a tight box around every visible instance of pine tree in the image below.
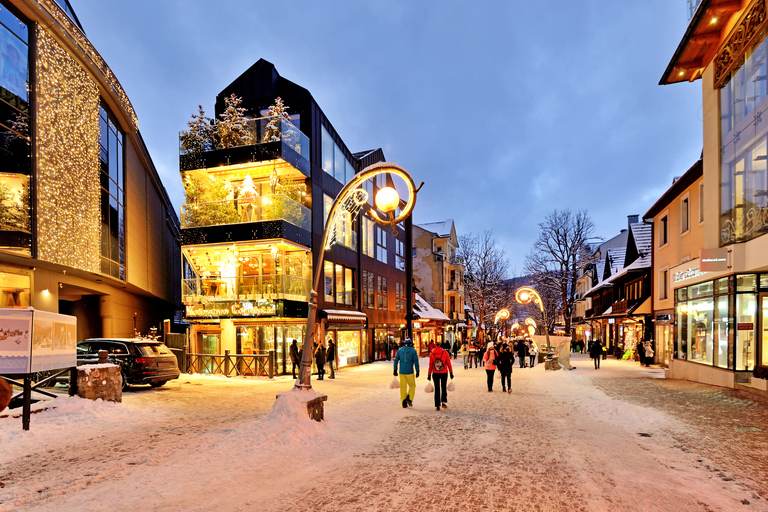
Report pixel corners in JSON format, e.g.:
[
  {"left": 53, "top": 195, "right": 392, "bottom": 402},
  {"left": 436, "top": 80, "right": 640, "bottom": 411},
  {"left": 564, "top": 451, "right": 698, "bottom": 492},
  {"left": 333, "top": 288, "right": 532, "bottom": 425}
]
[
  {"left": 182, "top": 174, "right": 238, "bottom": 227},
  {"left": 180, "top": 105, "right": 216, "bottom": 170},
  {"left": 263, "top": 97, "right": 290, "bottom": 143},
  {"left": 217, "top": 94, "right": 253, "bottom": 149}
]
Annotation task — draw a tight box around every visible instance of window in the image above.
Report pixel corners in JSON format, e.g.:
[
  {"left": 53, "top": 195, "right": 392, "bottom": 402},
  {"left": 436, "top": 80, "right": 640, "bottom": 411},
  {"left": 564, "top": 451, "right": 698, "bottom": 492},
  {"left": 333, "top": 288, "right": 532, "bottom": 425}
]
[
  {"left": 412, "top": 247, "right": 417, "bottom": 258},
  {"left": 396, "top": 281, "right": 406, "bottom": 312},
  {"left": 324, "top": 261, "right": 334, "bottom": 301},
  {"left": 681, "top": 195, "right": 689, "bottom": 233},
  {"left": 362, "top": 217, "right": 375, "bottom": 257},
  {"left": 376, "top": 227, "right": 387, "bottom": 264},
  {"left": 325, "top": 262, "right": 355, "bottom": 305},
  {"left": 699, "top": 182, "right": 704, "bottom": 224},
  {"left": 660, "top": 269, "right": 668, "bottom": 300},
  {"left": 660, "top": 214, "right": 668, "bottom": 246},
  {"left": 321, "top": 126, "right": 333, "bottom": 175},
  {"left": 377, "top": 276, "right": 387, "bottom": 310},
  {"left": 362, "top": 270, "right": 375, "bottom": 308},
  {"left": 323, "top": 194, "right": 333, "bottom": 226},
  {"left": 363, "top": 179, "right": 374, "bottom": 205},
  {"left": 395, "top": 239, "right": 405, "bottom": 270},
  {"left": 99, "top": 103, "right": 125, "bottom": 280},
  {"left": 320, "top": 124, "right": 355, "bottom": 184}
]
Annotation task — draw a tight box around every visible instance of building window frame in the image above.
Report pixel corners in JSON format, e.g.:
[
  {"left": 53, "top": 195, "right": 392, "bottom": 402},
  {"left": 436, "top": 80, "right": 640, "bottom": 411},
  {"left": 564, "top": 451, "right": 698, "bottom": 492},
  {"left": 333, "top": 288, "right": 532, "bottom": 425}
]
[
  {"left": 698, "top": 182, "right": 704, "bottom": 225},
  {"left": 659, "top": 211, "right": 669, "bottom": 248},
  {"left": 681, "top": 193, "right": 690, "bottom": 235}
]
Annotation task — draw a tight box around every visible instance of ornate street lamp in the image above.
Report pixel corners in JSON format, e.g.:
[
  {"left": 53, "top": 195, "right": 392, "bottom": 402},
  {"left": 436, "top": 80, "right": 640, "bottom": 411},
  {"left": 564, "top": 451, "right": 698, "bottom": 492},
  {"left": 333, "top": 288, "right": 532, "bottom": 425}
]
[
  {"left": 296, "top": 162, "right": 422, "bottom": 390},
  {"left": 493, "top": 308, "right": 509, "bottom": 340},
  {"left": 525, "top": 317, "right": 537, "bottom": 337},
  {"left": 510, "top": 322, "right": 521, "bottom": 336},
  {"left": 515, "top": 286, "right": 551, "bottom": 352}
]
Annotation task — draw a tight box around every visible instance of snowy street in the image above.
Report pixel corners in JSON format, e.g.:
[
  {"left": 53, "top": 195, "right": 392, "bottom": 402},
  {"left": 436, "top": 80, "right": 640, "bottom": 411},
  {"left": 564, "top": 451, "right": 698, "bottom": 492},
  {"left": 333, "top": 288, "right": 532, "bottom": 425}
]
[{"left": 3, "top": 353, "right": 768, "bottom": 511}]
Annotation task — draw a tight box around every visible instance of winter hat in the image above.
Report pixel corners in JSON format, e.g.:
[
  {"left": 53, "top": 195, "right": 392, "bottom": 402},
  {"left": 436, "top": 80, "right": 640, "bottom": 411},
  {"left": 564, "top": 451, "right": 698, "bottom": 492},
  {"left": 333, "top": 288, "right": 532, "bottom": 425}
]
[
  {"left": 404, "top": 338, "right": 413, "bottom": 345},
  {"left": 487, "top": 342, "right": 494, "bottom": 349}
]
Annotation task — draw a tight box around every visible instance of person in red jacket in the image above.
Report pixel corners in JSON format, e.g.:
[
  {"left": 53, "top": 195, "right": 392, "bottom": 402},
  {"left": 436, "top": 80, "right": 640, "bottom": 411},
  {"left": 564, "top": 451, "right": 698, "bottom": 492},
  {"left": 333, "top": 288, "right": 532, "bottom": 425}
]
[
  {"left": 483, "top": 342, "right": 498, "bottom": 392},
  {"left": 428, "top": 343, "right": 454, "bottom": 411}
]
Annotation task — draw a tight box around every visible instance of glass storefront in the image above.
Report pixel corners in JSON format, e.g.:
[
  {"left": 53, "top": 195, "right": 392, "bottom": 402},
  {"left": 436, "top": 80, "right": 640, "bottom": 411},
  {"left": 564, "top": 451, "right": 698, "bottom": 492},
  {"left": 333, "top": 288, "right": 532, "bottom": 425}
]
[
  {"left": 674, "top": 274, "right": 767, "bottom": 371},
  {"left": 335, "top": 330, "right": 360, "bottom": 367},
  {"left": 235, "top": 323, "right": 305, "bottom": 375}
]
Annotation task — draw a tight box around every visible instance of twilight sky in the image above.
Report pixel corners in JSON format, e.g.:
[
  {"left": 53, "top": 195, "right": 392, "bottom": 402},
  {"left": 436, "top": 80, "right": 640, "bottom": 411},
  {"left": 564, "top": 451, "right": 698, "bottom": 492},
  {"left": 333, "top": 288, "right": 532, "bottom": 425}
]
[{"left": 71, "top": 0, "right": 702, "bottom": 273}]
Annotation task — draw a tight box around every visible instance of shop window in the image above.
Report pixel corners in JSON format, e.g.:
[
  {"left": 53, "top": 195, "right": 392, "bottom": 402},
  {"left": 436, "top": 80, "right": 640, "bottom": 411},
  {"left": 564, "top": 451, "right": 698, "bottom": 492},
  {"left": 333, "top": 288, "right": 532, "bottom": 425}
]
[
  {"left": 0, "top": 269, "right": 29, "bottom": 307},
  {"left": 736, "top": 293, "right": 756, "bottom": 371},
  {"left": 737, "top": 274, "right": 756, "bottom": 292}
]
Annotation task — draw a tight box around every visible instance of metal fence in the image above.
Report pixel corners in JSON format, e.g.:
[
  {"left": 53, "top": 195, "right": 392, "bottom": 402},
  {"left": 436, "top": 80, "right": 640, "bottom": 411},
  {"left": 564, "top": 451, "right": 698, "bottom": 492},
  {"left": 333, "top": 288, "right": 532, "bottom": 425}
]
[{"left": 186, "top": 350, "right": 275, "bottom": 378}]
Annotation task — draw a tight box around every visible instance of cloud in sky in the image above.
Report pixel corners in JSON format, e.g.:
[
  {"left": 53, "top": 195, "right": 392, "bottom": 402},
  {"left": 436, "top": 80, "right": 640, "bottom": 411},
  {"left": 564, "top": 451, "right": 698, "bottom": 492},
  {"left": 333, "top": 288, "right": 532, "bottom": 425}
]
[{"left": 71, "top": 0, "right": 702, "bottom": 272}]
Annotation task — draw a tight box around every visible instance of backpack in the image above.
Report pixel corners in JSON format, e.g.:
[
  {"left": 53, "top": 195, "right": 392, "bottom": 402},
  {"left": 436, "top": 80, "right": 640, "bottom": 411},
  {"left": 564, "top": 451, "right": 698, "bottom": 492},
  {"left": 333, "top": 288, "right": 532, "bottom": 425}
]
[{"left": 433, "top": 351, "right": 445, "bottom": 371}]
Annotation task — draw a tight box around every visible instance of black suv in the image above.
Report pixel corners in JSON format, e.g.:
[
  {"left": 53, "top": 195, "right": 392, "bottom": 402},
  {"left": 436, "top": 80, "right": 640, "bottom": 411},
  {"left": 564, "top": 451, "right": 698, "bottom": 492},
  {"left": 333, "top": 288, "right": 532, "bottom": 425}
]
[{"left": 78, "top": 339, "right": 180, "bottom": 390}]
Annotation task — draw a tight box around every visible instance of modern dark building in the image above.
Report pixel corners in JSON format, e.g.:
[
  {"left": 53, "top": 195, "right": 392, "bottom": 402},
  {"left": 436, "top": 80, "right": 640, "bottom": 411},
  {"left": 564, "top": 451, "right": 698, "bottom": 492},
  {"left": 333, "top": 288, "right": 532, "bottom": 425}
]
[
  {"left": 0, "top": 0, "right": 180, "bottom": 343},
  {"left": 180, "top": 59, "right": 409, "bottom": 373}
]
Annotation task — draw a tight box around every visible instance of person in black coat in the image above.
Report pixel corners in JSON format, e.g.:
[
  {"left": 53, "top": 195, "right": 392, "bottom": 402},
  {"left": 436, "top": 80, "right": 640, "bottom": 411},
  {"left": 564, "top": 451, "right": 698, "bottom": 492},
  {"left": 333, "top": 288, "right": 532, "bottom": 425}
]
[
  {"left": 314, "top": 343, "right": 327, "bottom": 380},
  {"left": 289, "top": 339, "right": 301, "bottom": 379},
  {"left": 516, "top": 340, "right": 528, "bottom": 368},
  {"left": 589, "top": 339, "right": 603, "bottom": 369},
  {"left": 326, "top": 339, "right": 337, "bottom": 379},
  {"left": 496, "top": 345, "right": 515, "bottom": 393}
]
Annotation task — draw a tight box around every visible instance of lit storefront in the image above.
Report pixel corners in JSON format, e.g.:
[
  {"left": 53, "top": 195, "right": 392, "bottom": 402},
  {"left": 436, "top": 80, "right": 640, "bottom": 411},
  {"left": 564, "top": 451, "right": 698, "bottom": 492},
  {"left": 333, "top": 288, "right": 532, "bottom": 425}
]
[
  {"left": 320, "top": 310, "right": 368, "bottom": 368},
  {"left": 674, "top": 274, "right": 767, "bottom": 373}
]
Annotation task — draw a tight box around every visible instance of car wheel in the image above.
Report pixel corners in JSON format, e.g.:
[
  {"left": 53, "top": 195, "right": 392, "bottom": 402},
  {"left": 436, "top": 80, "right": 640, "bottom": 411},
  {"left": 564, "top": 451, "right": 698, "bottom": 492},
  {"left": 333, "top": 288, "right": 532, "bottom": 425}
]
[
  {"left": 149, "top": 381, "right": 167, "bottom": 388},
  {"left": 121, "top": 369, "right": 130, "bottom": 391}
]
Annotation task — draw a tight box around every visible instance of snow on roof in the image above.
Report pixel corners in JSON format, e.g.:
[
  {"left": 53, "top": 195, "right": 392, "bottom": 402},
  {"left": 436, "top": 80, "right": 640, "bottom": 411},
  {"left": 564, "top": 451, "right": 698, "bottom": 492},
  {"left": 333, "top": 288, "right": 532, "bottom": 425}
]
[
  {"left": 418, "top": 220, "right": 454, "bottom": 238},
  {"left": 629, "top": 222, "right": 652, "bottom": 268},
  {"left": 414, "top": 293, "right": 450, "bottom": 321},
  {"left": 606, "top": 248, "right": 626, "bottom": 276},
  {"left": 607, "top": 256, "right": 650, "bottom": 283}
]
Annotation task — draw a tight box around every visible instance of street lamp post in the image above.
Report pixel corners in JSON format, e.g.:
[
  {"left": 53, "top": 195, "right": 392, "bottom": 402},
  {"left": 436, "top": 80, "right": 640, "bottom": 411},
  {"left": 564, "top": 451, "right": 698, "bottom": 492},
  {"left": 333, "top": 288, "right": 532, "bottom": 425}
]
[
  {"left": 494, "top": 308, "right": 509, "bottom": 340},
  {"left": 296, "top": 162, "right": 422, "bottom": 391},
  {"left": 515, "top": 286, "right": 551, "bottom": 352}
]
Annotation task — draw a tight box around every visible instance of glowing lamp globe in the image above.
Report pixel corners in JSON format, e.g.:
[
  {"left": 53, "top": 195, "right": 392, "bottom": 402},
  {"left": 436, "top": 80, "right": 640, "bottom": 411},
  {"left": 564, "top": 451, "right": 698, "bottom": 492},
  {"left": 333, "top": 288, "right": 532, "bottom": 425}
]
[
  {"left": 519, "top": 291, "right": 530, "bottom": 301},
  {"left": 375, "top": 186, "right": 400, "bottom": 213}
]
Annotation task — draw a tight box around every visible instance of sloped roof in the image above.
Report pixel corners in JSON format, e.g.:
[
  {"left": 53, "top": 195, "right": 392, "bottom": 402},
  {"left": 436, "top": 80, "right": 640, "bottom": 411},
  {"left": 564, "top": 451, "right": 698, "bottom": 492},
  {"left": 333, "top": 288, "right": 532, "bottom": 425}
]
[
  {"left": 414, "top": 293, "right": 450, "bottom": 321},
  {"left": 605, "top": 248, "right": 626, "bottom": 277},
  {"left": 418, "top": 220, "right": 454, "bottom": 238}
]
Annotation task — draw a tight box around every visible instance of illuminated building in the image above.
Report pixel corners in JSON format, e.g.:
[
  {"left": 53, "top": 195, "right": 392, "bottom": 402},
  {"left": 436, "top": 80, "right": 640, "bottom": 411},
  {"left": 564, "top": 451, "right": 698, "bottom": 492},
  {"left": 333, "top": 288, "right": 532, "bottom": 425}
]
[
  {"left": 0, "top": 0, "right": 180, "bottom": 339},
  {"left": 181, "top": 60, "right": 408, "bottom": 373}
]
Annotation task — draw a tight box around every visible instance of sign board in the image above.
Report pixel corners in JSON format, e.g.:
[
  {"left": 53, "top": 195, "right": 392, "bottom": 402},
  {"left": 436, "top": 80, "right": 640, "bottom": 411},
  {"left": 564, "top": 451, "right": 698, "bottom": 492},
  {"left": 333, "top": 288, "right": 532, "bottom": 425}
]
[
  {"left": 656, "top": 313, "right": 671, "bottom": 322},
  {"left": 700, "top": 249, "right": 728, "bottom": 272},
  {"left": 673, "top": 267, "right": 703, "bottom": 283},
  {"left": 0, "top": 308, "right": 77, "bottom": 374},
  {"left": 185, "top": 300, "right": 277, "bottom": 319},
  {"left": 738, "top": 323, "right": 754, "bottom": 331}
]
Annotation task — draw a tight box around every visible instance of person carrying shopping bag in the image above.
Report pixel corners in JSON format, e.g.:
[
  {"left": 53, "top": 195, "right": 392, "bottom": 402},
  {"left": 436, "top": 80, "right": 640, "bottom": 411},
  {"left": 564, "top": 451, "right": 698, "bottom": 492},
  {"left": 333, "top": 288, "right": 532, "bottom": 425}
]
[
  {"left": 428, "top": 342, "right": 453, "bottom": 411},
  {"left": 393, "top": 338, "right": 419, "bottom": 408}
]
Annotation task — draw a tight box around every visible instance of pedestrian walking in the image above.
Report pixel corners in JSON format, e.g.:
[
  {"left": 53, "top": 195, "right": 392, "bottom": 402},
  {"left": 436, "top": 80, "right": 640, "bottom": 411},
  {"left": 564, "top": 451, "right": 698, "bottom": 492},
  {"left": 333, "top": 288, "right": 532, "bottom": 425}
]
[
  {"left": 529, "top": 343, "right": 538, "bottom": 368},
  {"left": 468, "top": 341, "right": 478, "bottom": 368},
  {"left": 289, "top": 339, "right": 301, "bottom": 379},
  {"left": 326, "top": 338, "right": 337, "bottom": 379},
  {"left": 478, "top": 342, "right": 486, "bottom": 368},
  {"left": 643, "top": 341, "right": 654, "bottom": 367},
  {"left": 393, "top": 338, "right": 419, "bottom": 408},
  {"left": 483, "top": 342, "right": 498, "bottom": 392},
  {"left": 452, "top": 338, "right": 459, "bottom": 360},
  {"left": 460, "top": 341, "right": 470, "bottom": 369},
  {"left": 496, "top": 344, "right": 514, "bottom": 393},
  {"left": 517, "top": 340, "right": 528, "bottom": 368},
  {"left": 428, "top": 342, "right": 453, "bottom": 411},
  {"left": 589, "top": 339, "right": 603, "bottom": 369},
  {"left": 314, "top": 342, "right": 326, "bottom": 380}
]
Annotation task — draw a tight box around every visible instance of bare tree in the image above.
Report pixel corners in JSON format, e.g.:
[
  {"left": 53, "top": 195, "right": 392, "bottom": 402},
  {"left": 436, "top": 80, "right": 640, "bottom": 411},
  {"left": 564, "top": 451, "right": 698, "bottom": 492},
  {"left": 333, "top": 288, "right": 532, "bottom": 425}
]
[
  {"left": 524, "top": 209, "right": 598, "bottom": 335},
  {"left": 458, "top": 231, "right": 510, "bottom": 343}
]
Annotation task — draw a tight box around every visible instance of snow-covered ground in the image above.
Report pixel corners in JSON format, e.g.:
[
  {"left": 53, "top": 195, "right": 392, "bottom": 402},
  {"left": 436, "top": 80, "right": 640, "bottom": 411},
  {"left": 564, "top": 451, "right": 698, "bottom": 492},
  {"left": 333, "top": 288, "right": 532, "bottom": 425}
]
[{"left": 1, "top": 354, "right": 766, "bottom": 511}]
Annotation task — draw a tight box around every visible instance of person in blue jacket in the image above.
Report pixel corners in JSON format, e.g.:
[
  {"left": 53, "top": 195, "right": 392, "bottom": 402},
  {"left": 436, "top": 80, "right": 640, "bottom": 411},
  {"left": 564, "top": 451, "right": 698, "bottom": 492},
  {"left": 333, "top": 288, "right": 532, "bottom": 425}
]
[{"left": 394, "top": 338, "right": 420, "bottom": 408}]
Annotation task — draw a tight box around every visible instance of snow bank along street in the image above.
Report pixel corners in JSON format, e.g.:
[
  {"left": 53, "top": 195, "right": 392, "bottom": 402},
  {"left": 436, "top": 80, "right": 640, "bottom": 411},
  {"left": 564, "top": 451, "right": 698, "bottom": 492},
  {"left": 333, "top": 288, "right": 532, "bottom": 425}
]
[{"left": 3, "top": 353, "right": 768, "bottom": 511}]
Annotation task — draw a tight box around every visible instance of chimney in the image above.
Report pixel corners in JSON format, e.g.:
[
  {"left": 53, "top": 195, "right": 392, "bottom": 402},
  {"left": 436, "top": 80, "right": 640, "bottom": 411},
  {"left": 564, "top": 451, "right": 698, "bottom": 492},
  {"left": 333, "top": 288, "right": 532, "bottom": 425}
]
[{"left": 628, "top": 214, "right": 639, "bottom": 228}]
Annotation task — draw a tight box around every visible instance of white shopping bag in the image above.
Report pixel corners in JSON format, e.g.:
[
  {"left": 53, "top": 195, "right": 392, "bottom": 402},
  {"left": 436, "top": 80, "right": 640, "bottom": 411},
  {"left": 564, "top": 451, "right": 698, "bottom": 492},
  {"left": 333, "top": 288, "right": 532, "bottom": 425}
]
[
  {"left": 389, "top": 377, "right": 399, "bottom": 389},
  {"left": 425, "top": 382, "right": 434, "bottom": 393},
  {"left": 447, "top": 381, "right": 456, "bottom": 392}
]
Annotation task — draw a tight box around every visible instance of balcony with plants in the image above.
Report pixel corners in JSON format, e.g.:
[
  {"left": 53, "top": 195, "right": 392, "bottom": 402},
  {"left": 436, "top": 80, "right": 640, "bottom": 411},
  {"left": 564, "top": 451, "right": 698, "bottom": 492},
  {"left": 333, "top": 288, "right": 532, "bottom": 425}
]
[{"left": 179, "top": 96, "right": 309, "bottom": 175}]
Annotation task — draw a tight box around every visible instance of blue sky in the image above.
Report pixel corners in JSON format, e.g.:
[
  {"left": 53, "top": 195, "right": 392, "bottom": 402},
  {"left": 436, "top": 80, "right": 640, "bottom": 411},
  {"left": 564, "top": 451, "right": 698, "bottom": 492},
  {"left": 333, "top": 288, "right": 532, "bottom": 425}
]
[{"left": 71, "top": 0, "right": 702, "bottom": 273}]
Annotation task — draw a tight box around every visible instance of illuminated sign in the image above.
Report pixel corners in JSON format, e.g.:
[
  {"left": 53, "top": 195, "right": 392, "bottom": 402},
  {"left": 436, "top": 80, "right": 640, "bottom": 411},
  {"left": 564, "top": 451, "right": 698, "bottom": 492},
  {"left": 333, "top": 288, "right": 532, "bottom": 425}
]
[
  {"left": 673, "top": 267, "right": 703, "bottom": 283},
  {"left": 185, "top": 300, "right": 278, "bottom": 319},
  {"left": 700, "top": 249, "right": 728, "bottom": 272}
]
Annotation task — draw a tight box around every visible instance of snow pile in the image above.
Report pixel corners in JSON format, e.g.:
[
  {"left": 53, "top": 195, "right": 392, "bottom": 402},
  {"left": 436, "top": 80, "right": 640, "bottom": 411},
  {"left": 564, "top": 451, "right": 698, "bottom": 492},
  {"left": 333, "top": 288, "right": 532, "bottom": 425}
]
[{"left": 252, "top": 389, "right": 331, "bottom": 447}]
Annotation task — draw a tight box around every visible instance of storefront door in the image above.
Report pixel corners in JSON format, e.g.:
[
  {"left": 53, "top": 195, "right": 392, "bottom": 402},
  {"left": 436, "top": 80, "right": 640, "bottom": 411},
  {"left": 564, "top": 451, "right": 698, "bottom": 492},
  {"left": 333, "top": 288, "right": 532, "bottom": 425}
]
[{"left": 761, "top": 295, "right": 768, "bottom": 367}]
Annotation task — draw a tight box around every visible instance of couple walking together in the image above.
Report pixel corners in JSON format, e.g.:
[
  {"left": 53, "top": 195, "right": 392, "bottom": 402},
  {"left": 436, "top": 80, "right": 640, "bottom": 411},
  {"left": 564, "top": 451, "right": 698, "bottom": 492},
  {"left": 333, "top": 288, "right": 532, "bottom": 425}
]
[
  {"left": 394, "top": 339, "right": 454, "bottom": 410},
  {"left": 483, "top": 342, "right": 514, "bottom": 393}
]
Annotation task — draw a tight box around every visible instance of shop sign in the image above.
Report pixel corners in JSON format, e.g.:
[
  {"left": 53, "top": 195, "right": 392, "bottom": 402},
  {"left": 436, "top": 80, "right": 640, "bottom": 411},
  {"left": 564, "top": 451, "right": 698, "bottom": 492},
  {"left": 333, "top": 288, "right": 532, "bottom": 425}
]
[
  {"left": 673, "top": 267, "right": 703, "bottom": 283},
  {"left": 185, "top": 300, "right": 277, "bottom": 319},
  {"left": 413, "top": 322, "right": 421, "bottom": 329},
  {"left": 738, "top": 323, "right": 754, "bottom": 330},
  {"left": 608, "top": 318, "right": 615, "bottom": 324},
  {"left": 700, "top": 249, "right": 728, "bottom": 272},
  {"left": 656, "top": 313, "right": 671, "bottom": 322}
]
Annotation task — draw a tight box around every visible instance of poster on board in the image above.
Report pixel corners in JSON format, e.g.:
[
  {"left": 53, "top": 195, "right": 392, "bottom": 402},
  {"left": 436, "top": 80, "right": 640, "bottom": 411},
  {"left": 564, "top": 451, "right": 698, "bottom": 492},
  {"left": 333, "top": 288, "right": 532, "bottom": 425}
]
[
  {"left": 0, "top": 309, "right": 32, "bottom": 374},
  {"left": 30, "top": 310, "right": 77, "bottom": 372},
  {"left": 0, "top": 308, "right": 77, "bottom": 374}
]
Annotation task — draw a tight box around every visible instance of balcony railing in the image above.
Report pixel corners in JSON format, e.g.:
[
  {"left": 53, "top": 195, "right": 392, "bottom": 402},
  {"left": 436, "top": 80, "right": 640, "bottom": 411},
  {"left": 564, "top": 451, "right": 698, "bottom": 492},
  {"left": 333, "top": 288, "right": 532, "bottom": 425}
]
[
  {"left": 179, "top": 115, "right": 309, "bottom": 164},
  {"left": 613, "top": 299, "right": 628, "bottom": 314},
  {"left": 687, "top": 0, "right": 702, "bottom": 21},
  {"left": 183, "top": 275, "right": 310, "bottom": 303},
  {"left": 447, "top": 281, "right": 460, "bottom": 291},
  {"left": 181, "top": 194, "right": 310, "bottom": 231}
]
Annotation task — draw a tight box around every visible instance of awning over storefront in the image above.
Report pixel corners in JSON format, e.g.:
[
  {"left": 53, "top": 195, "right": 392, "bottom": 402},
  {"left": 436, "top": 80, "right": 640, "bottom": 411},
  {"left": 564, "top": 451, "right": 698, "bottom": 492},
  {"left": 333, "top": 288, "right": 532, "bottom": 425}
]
[
  {"left": 321, "top": 309, "right": 368, "bottom": 322},
  {"left": 414, "top": 294, "right": 450, "bottom": 321}
]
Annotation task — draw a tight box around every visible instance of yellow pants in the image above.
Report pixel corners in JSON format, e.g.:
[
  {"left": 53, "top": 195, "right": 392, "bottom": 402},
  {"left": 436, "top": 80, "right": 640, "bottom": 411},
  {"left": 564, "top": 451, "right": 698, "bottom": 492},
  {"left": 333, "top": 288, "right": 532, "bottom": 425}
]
[{"left": 400, "top": 373, "right": 416, "bottom": 403}]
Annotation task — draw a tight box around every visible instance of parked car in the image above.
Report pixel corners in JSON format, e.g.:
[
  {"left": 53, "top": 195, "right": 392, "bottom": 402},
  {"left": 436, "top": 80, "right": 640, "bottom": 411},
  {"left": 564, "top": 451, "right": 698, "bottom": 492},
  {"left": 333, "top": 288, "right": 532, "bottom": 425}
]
[{"left": 78, "top": 338, "right": 180, "bottom": 390}]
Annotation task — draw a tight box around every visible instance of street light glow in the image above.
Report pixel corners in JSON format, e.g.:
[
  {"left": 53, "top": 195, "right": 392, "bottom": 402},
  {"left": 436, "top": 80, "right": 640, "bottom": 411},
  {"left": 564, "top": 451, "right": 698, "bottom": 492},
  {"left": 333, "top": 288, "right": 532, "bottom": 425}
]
[{"left": 375, "top": 186, "right": 400, "bottom": 213}]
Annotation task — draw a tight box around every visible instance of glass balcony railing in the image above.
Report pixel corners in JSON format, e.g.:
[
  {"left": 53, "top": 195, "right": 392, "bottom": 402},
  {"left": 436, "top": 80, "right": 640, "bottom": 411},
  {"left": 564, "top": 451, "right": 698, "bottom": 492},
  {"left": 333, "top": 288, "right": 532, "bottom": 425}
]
[
  {"left": 179, "top": 115, "right": 309, "bottom": 162},
  {"left": 181, "top": 193, "right": 310, "bottom": 231},
  {"left": 687, "top": 0, "right": 702, "bottom": 21},
  {"left": 183, "top": 275, "right": 311, "bottom": 303}
]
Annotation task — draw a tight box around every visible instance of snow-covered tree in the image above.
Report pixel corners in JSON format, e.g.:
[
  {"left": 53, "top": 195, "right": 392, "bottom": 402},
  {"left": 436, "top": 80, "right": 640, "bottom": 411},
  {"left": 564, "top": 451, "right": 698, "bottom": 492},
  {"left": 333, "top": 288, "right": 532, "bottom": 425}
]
[
  {"left": 180, "top": 105, "right": 216, "bottom": 170},
  {"left": 217, "top": 94, "right": 253, "bottom": 149},
  {"left": 263, "top": 97, "right": 290, "bottom": 143}
]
